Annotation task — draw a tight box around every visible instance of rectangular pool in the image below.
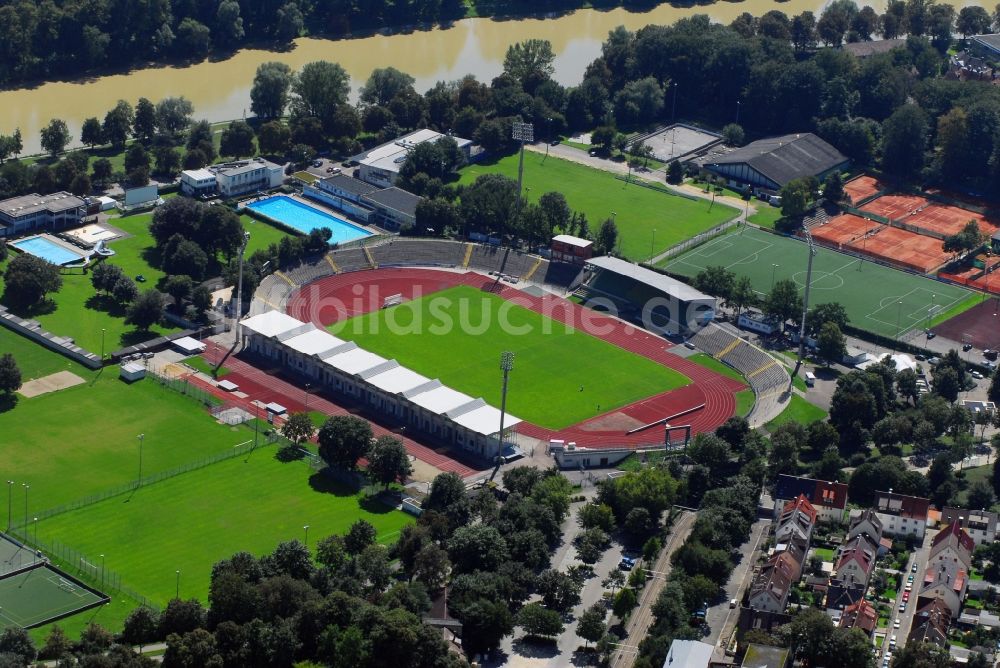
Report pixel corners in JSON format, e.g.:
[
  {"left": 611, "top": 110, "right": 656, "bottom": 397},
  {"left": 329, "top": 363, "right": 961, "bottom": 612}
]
[
  {"left": 246, "top": 196, "right": 373, "bottom": 244},
  {"left": 11, "top": 235, "right": 86, "bottom": 266}
]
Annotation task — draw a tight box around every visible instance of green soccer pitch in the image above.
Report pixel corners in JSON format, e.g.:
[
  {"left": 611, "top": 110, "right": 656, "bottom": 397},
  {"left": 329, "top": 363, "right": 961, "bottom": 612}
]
[
  {"left": 35, "top": 452, "right": 412, "bottom": 605},
  {"left": 458, "top": 152, "right": 739, "bottom": 261},
  {"left": 664, "top": 227, "right": 979, "bottom": 339},
  {"left": 331, "top": 285, "right": 689, "bottom": 429}
]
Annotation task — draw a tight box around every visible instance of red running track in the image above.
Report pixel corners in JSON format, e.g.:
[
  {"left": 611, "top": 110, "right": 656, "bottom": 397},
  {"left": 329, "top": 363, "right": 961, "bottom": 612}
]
[
  {"left": 193, "top": 342, "right": 480, "bottom": 477},
  {"left": 287, "top": 268, "right": 744, "bottom": 450}
]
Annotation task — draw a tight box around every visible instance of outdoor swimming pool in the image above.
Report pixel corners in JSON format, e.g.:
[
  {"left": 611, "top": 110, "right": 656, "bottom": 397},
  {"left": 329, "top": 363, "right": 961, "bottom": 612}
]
[
  {"left": 11, "top": 235, "right": 86, "bottom": 266},
  {"left": 246, "top": 196, "right": 373, "bottom": 244}
]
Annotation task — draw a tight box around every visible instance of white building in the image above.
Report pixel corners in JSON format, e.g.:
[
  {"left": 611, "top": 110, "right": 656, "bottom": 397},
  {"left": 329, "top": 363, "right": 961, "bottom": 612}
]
[
  {"left": 662, "top": 639, "right": 714, "bottom": 668},
  {"left": 180, "top": 158, "right": 284, "bottom": 198},
  {"left": 0, "top": 192, "right": 87, "bottom": 237},
  {"left": 356, "top": 129, "right": 473, "bottom": 188},
  {"left": 240, "top": 310, "right": 520, "bottom": 458},
  {"left": 870, "top": 490, "right": 930, "bottom": 539}
]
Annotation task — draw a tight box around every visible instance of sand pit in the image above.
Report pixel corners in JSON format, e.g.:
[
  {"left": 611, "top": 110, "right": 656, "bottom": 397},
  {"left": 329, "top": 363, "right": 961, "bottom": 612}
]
[{"left": 18, "top": 371, "right": 86, "bottom": 398}]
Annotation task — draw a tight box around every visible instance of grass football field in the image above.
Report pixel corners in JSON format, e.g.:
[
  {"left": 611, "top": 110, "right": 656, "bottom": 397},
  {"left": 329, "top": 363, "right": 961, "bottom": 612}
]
[
  {"left": 332, "top": 285, "right": 689, "bottom": 429},
  {"left": 35, "top": 453, "right": 412, "bottom": 604},
  {"left": 664, "top": 227, "right": 978, "bottom": 339},
  {"left": 765, "top": 394, "right": 829, "bottom": 431},
  {"left": 458, "top": 152, "right": 739, "bottom": 261}
]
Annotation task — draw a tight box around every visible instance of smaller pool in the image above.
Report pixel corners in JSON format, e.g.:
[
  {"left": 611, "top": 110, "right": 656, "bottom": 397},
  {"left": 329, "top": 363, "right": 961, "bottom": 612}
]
[
  {"left": 11, "top": 235, "right": 86, "bottom": 266},
  {"left": 246, "top": 196, "right": 373, "bottom": 244}
]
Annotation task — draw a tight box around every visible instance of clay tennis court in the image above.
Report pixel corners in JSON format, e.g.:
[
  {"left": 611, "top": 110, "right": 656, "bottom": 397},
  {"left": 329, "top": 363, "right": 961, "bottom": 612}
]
[
  {"left": 932, "top": 298, "right": 1000, "bottom": 350},
  {"left": 858, "top": 193, "right": 930, "bottom": 220},
  {"left": 811, "top": 214, "right": 951, "bottom": 273},
  {"left": 902, "top": 203, "right": 999, "bottom": 238},
  {"left": 844, "top": 175, "right": 885, "bottom": 204}
]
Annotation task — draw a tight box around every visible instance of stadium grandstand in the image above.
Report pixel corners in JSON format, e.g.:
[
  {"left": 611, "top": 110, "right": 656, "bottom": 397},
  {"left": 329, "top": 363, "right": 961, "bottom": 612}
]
[
  {"left": 577, "top": 256, "right": 716, "bottom": 336},
  {"left": 689, "top": 322, "right": 789, "bottom": 396}
]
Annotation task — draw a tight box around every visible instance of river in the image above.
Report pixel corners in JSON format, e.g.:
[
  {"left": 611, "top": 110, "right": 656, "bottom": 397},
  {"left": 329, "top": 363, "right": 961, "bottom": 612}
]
[{"left": 0, "top": 0, "right": 959, "bottom": 155}]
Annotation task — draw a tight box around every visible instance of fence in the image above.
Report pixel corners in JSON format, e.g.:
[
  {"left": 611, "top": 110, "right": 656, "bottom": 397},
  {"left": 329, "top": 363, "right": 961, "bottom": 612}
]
[
  {"left": 842, "top": 205, "right": 891, "bottom": 226},
  {"left": 647, "top": 217, "right": 742, "bottom": 263},
  {"left": 613, "top": 174, "right": 702, "bottom": 202},
  {"left": 147, "top": 369, "right": 223, "bottom": 408}
]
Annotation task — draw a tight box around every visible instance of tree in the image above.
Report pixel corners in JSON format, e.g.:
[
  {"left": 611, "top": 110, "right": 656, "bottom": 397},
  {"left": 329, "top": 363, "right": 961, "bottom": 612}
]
[
  {"left": 578, "top": 502, "right": 616, "bottom": 532},
  {"left": 780, "top": 177, "right": 815, "bottom": 218},
  {"left": 176, "top": 18, "right": 211, "bottom": 58},
  {"left": 343, "top": 519, "right": 377, "bottom": 556},
  {"left": 722, "top": 123, "right": 745, "bottom": 147},
  {"left": 595, "top": 218, "right": 618, "bottom": 256},
  {"left": 38, "top": 625, "right": 71, "bottom": 661},
  {"left": 518, "top": 603, "right": 563, "bottom": 638},
  {"left": 764, "top": 279, "right": 802, "bottom": 325},
  {"left": 219, "top": 120, "right": 256, "bottom": 159},
  {"left": 612, "top": 587, "right": 638, "bottom": 618},
  {"left": 614, "top": 77, "right": 664, "bottom": 125},
  {"left": 730, "top": 276, "right": 758, "bottom": 317},
  {"left": 156, "top": 97, "right": 195, "bottom": 137},
  {"left": 258, "top": 121, "right": 291, "bottom": 156},
  {"left": 457, "top": 598, "right": 513, "bottom": 657},
  {"left": 80, "top": 117, "right": 105, "bottom": 148},
  {"left": 806, "top": 302, "right": 849, "bottom": 335},
  {"left": 360, "top": 67, "right": 416, "bottom": 108},
  {"left": 92, "top": 158, "right": 113, "bottom": 185},
  {"left": 134, "top": 97, "right": 157, "bottom": 142},
  {"left": 155, "top": 146, "right": 181, "bottom": 177},
  {"left": 367, "top": 435, "right": 412, "bottom": 488},
  {"left": 823, "top": 171, "right": 845, "bottom": 205},
  {"left": 449, "top": 525, "right": 509, "bottom": 573},
  {"left": 317, "top": 415, "right": 373, "bottom": 470},
  {"left": 215, "top": 0, "right": 245, "bottom": 49},
  {"left": 102, "top": 99, "right": 134, "bottom": 149},
  {"left": 126, "top": 290, "right": 166, "bottom": 330},
  {"left": 0, "top": 627, "right": 36, "bottom": 665},
  {"left": 0, "top": 353, "right": 21, "bottom": 396},
  {"left": 122, "top": 605, "right": 160, "bottom": 650},
  {"left": 412, "top": 543, "right": 450, "bottom": 591},
  {"left": 163, "top": 237, "right": 208, "bottom": 279},
  {"left": 693, "top": 266, "right": 736, "bottom": 303},
  {"left": 881, "top": 104, "right": 928, "bottom": 180},
  {"left": 2, "top": 253, "right": 62, "bottom": 310},
  {"left": 988, "top": 369, "right": 1000, "bottom": 405},
  {"left": 967, "top": 480, "right": 995, "bottom": 510},
  {"left": 124, "top": 142, "right": 150, "bottom": 174},
  {"left": 276, "top": 2, "right": 304, "bottom": 42},
  {"left": 536, "top": 569, "right": 583, "bottom": 612},
  {"left": 40, "top": 118, "right": 70, "bottom": 157},
  {"left": 933, "top": 366, "right": 961, "bottom": 402},
  {"left": 666, "top": 159, "right": 684, "bottom": 185},
  {"left": 577, "top": 602, "right": 607, "bottom": 647},
  {"left": 291, "top": 61, "right": 351, "bottom": 132},
  {"left": 281, "top": 412, "right": 313, "bottom": 445},
  {"left": 69, "top": 173, "right": 91, "bottom": 196},
  {"left": 503, "top": 39, "right": 555, "bottom": 86},
  {"left": 163, "top": 274, "right": 193, "bottom": 308},
  {"left": 817, "top": 322, "right": 847, "bottom": 365},
  {"left": 957, "top": 6, "right": 992, "bottom": 37},
  {"left": 111, "top": 275, "right": 139, "bottom": 305}
]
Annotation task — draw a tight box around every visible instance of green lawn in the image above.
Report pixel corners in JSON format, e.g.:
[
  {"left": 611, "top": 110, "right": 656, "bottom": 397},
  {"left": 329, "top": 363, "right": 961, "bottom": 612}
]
[
  {"left": 748, "top": 203, "right": 783, "bottom": 229},
  {"left": 0, "top": 327, "right": 95, "bottom": 381},
  {"left": 182, "top": 355, "right": 229, "bottom": 378},
  {"left": 333, "top": 285, "right": 690, "bottom": 429},
  {"left": 686, "top": 353, "right": 746, "bottom": 384},
  {"left": 664, "top": 227, "right": 978, "bottom": 339},
  {"left": 765, "top": 395, "right": 828, "bottom": 431},
  {"left": 812, "top": 547, "right": 835, "bottom": 561},
  {"left": 0, "top": 361, "right": 259, "bottom": 511},
  {"left": 458, "top": 152, "right": 739, "bottom": 261},
  {"left": 735, "top": 389, "right": 755, "bottom": 417},
  {"left": 36, "top": 453, "right": 412, "bottom": 604}
]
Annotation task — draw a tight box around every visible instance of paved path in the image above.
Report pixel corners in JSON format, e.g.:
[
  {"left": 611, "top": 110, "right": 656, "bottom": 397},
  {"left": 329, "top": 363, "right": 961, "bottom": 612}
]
[{"left": 610, "top": 510, "right": 696, "bottom": 667}]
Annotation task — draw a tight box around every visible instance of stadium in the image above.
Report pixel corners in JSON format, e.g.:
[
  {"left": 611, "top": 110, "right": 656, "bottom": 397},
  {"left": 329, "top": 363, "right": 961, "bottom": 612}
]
[{"left": 231, "top": 238, "right": 759, "bottom": 469}]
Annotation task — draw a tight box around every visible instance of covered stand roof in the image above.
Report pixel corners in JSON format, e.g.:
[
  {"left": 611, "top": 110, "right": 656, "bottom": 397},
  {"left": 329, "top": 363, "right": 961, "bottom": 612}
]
[{"left": 585, "top": 255, "right": 712, "bottom": 302}]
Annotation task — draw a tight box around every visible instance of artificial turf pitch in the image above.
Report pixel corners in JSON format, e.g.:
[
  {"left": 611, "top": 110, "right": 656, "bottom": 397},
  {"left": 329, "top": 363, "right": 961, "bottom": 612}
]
[
  {"left": 458, "top": 152, "right": 739, "bottom": 262},
  {"left": 664, "top": 227, "right": 978, "bottom": 339},
  {"left": 0, "top": 566, "right": 105, "bottom": 630},
  {"left": 36, "top": 452, "right": 412, "bottom": 605},
  {"left": 331, "top": 285, "right": 690, "bottom": 429}
]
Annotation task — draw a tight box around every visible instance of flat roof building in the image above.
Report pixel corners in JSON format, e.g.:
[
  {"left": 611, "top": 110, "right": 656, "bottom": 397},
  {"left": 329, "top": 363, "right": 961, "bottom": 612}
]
[
  {"left": 357, "top": 129, "right": 473, "bottom": 188},
  {"left": 704, "top": 133, "right": 849, "bottom": 192},
  {"left": 181, "top": 158, "right": 284, "bottom": 198},
  {"left": 551, "top": 234, "right": 594, "bottom": 266},
  {"left": 0, "top": 192, "right": 87, "bottom": 237}
]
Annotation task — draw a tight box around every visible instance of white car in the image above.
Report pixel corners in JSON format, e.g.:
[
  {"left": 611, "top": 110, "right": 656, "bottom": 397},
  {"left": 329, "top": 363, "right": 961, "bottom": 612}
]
[
  {"left": 894, "top": 618, "right": 901, "bottom": 629},
  {"left": 899, "top": 603, "right": 906, "bottom": 612},
  {"left": 890, "top": 635, "right": 897, "bottom": 647}
]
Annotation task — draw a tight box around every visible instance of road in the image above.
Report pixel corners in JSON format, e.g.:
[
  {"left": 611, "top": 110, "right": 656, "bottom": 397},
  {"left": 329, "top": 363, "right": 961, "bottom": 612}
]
[
  {"left": 877, "top": 531, "right": 933, "bottom": 662},
  {"left": 610, "top": 510, "right": 696, "bottom": 667},
  {"left": 708, "top": 503, "right": 772, "bottom": 661}
]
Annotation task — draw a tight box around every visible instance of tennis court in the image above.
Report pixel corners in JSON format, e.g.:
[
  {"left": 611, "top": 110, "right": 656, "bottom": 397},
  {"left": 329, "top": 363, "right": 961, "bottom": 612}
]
[
  {"left": 0, "top": 564, "right": 107, "bottom": 629},
  {"left": 844, "top": 175, "right": 885, "bottom": 204},
  {"left": 665, "top": 227, "right": 977, "bottom": 339},
  {"left": 811, "top": 214, "right": 952, "bottom": 274}
]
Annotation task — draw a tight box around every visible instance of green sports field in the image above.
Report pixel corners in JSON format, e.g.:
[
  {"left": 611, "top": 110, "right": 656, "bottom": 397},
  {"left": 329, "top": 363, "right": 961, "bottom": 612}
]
[
  {"left": 664, "top": 227, "right": 978, "bottom": 339},
  {"left": 0, "top": 566, "right": 105, "bottom": 630},
  {"left": 458, "top": 152, "right": 739, "bottom": 261},
  {"left": 332, "top": 285, "right": 689, "bottom": 429},
  {"left": 35, "top": 453, "right": 411, "bottom": 604}
]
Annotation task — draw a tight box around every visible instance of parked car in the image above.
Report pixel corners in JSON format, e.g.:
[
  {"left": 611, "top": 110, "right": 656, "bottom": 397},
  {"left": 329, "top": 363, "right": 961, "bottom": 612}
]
[
  {"left": 912, "top": 563, "right": 918, "bottom": 573},
  {"left": 894, "top": 619, "right": 901, "bottom": 629},
  {"left": 903, "top": 591, "right": 910, "bottom": 602},
  {"left": 985, "top": 349, "right": 997, "bottom": 360},
  {"left": 915, "top": 354, "right": 926, "bottom": 361},
  {"left": 312, "top": 160, "right": 323, "bottom": 167},
  {"left": 972, "top": 370, "right": 984, "bottom": 379},
  {"left": 928, "top": 356, "right": 941, "bottom": 365},
  {"left": 899, "top": 603, "right": 906, "bottom": 612},
  {"left": 964, "top": 343, "right": 974, "bottom": 351},
  {"left": 730, "top": 599, "right": 737, "bottom": 608},
  {"left": 619, "top": 556, "right": 636, "bottom": 571}
]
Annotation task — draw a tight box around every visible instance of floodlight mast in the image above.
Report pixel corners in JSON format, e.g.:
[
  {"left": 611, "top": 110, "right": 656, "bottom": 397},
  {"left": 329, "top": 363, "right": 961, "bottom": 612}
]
[
  {"left": 510, "top": 122, "right": 534, "bottom": 247},
  {"left": 497, "top": 351, "right": 515, "bottom": 462},
  {"left": 795, "top": 228, "right": 817, "bottom": 375},
  {"left": 233, "top": 231, "right": 251, "bottom": 341}
]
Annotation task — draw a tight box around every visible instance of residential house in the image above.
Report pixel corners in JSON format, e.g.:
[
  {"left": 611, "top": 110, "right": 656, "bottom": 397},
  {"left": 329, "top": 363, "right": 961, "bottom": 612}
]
[
  {"left": 834, "top": 534, "right": 877, "bottom": 588},
  {"left": 919, "top": 559, "right": 968, "bottom": 618},
  {"left": 839, "top": 599, "right": 878, "bottom": 636},
  {"left": 825, "top": 579, "right": 867, "bottom": 611},
  {"left": 773, "top": 533, "right": 810, "bottom": 580},
  {"left": 873, "top": 490, "right": 930, "bottom": 538},
  {"left": 741, "top": 643, "right": 789, "bottom": 668},
  {"left": 773, "top": 475, "right": 849, "bottom": 524},
  {"left": 929, "top": 521, "right": 975, "bottom": 572},
  {"left": 775, "top": 494, "right": 817, "bottom": 545},
  {"left": 749, "top": 552, "right": 799, "bottom": 614},
  {"left": 847, "top": 508, "right": 884, "bottom": 545},
  {"left": 908, "top": 598, "right": 952, "bottom": 647}
]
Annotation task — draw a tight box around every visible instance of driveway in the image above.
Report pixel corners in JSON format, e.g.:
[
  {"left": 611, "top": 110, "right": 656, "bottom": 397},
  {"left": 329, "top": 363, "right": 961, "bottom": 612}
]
[{"left": 877, "top": 531, "right": 933, "bottom": 660}]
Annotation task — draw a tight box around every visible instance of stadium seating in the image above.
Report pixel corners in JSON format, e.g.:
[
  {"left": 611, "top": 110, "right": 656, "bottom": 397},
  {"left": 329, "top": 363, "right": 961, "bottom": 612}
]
[
  {"left": 543, "top": 262, "right": 584, "bottom": 288},
  {"left": 329, "top": 247, "right": 373, "bottom": 272},
  {"left": 370, "top": 239, "right": 466, "bottom": 267},
  {"left": 285, "top": 256, "right": 336, "bottom": 286},
  {"left": 689, "top": 323, "right": 789, "bottom": 394}
]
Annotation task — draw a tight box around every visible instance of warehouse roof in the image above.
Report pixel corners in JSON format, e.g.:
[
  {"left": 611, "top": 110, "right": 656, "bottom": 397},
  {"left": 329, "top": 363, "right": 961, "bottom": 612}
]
[{"left": 708, "top": 133, "right": 847, "bottom": 188}]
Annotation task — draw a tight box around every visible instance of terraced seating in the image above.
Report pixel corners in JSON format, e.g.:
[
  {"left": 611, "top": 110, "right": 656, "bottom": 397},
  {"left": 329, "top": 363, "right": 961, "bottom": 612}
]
[
  {"left": 689, "top": 323, "right": 790, "bottom": 395},
  {"left": 371, "top": 239, "right": 466, "bottom": 267},
  {"left": 689, "top": 324, "right": 737, "bottom": 357},
  {"left": 466, "top": 245, "right": 506, "bottom": 272},
  {"left": 285, "top": 256, "right": 336, "bottom": 286},
  {"left": 329, "top": 247, "right": 373, "bottom": 272},
  {"left": 543, "top": 262, "right": 584, "bottom": 287}
]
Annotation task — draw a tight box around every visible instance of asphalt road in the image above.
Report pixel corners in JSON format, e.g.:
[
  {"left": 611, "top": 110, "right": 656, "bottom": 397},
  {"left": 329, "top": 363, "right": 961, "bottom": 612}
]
[{"left": 877, "top": 531, "right": 933, "bottom": 663}]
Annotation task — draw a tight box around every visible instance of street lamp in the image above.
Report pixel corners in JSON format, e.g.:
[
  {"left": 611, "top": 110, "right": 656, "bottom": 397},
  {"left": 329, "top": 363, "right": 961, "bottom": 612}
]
[
  {"left": 6, "top": 480, "right": 12, "bottom": 532},
  {"left": 176, "top": 570, "right": 180, "bottom": 599},
  {"left": 100, "top": 554, "right": 105, "bottom": 587},
  {"left": 497, "top": 352, "right": 515, "bottom": 461},
  {"left": 32, "top": 517, "right": 37, "bottom": 546},
  {"left": 735, "top": 100, "right": 741, "bottom": 125},
  {"left": 303, "top": 525, "right": 310, "bottom": 548},
  {"left": 100, "top": 328, "right": 106, "bottom": 363},
  {"left": 137, "top": 434, "right": 145, "bottom": 488},
  {"left": 671, "top": 82, "right": 678, "bottom": 122},
  {"left": 771, "top": 264, "right": 780, "bottom": 289},
  {"left": 22, "top": 484, "right": 28, "bottom": 535},
  {"left": 651, "top": 228, "right": 657, "bottom": 260},
  {"left": 895, "top": 300, "right": 904, "bottom": 350},
  {"left": 545, "top": 117, "right": 552, "bottom": 158}
]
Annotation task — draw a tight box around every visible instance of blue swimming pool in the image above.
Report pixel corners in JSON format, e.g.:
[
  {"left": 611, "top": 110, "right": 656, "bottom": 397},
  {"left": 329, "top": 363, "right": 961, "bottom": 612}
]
[
  {"left": 11, "top": 235, "right": 86, "bottom": 266},
  {"left": 246, "top": 196, "right": 373, "bottom": 244}
]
